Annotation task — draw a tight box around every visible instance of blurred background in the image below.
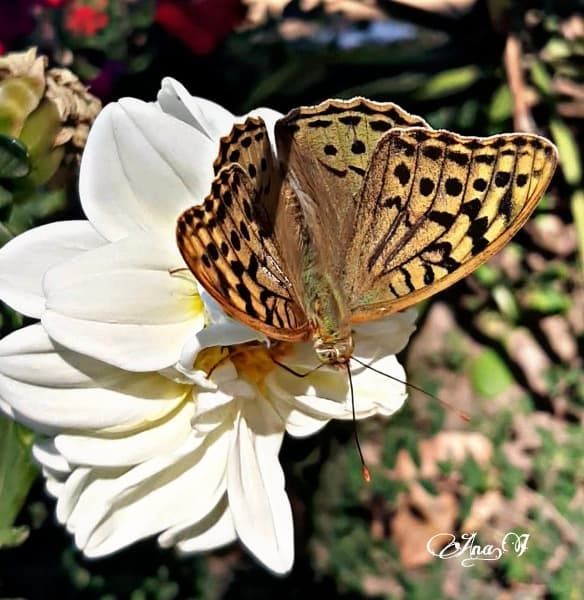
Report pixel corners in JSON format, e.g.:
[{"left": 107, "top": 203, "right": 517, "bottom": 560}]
[{"left": 0, "top": 0, "right": 583, "bottom": 598}]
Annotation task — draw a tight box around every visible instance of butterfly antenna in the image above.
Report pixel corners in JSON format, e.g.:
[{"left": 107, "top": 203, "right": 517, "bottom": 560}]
[
  {"left": 350, "top": 356, "right": 470, "bottom": 424},
  {"left": 346, "top": 363, "right": 371, "bottom": 483},
  {"left": 271, "top": 359, "right": 326, "bottom": 378}
]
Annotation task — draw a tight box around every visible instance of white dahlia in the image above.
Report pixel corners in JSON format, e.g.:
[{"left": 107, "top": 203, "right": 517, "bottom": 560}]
[{"left": 0, "top": 78, "right": 416, "bottom": 574}]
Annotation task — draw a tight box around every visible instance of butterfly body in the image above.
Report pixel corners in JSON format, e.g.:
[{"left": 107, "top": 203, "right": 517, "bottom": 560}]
[{"left": 176, "top": 98, "right": 557, "bottom": 366}]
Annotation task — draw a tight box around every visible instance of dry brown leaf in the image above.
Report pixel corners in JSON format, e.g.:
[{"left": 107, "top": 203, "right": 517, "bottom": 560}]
[
  {"left": 389, "top": 432, "right": 493, "bottom": 481},
  {"left": 362, "top": 574, "right": 404, "bottom": 598},
  {"left": 506, "top": 328, "right": 552, "bottom": 395},
  {"left": 567, "top": 287, "right": 584, "bottom": 335},
  {"left": 392, "top": 482, "right": 458, "bottom": 568},
  {"left": 526, "top": 215, "right": 577, "bottom": 257},
  {"left": 461, "top": 490, "right": 505, "bottom": 532},
  {"left": 540, "top": 315, "right": 579, "bottom": 364},
  {"left": 419, "top": 432, "right": 493, "bottom": 478}
]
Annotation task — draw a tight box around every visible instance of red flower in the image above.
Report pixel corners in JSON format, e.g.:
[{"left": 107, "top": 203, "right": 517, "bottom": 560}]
[
  {"left": 65, "top": 4, "right": 109, "bottom": 37},
  {"left": 156, "top": 0, "right": 245, "bottom": 54}
]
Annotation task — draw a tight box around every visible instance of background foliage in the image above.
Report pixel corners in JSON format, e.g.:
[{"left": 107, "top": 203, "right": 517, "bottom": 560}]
[{"left": 0, "top": 0, "right": 583, "bottom": 598}]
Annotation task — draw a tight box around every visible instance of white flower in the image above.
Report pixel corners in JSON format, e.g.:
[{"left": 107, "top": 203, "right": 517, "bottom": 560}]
[{"left": 0, "top": 79, "right": 417, "bottom": 574}]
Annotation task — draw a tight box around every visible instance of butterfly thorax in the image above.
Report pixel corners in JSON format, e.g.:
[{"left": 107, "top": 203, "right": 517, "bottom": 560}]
[{"left": 302, "top": 267, "right": 354, "bottom": 364}]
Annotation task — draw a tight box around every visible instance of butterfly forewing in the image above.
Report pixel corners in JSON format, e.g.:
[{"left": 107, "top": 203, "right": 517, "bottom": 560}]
[
  {"left": 275, "top": 98, "right": 431, "bottom": 272},
  {"left": 345, "top": 127, "right": 558, "bottom": 320},
  {"left": 176, "top": 163, "right": 310, "bottom": 341}
]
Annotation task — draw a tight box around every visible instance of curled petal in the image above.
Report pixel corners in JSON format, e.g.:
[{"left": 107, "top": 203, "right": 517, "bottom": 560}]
[
  {"left": 0, "top": 325, "right": 189, "bottom": 433},
  {"left": 353, "top": 309, "right": 418, "bottom": 359},
  {"left": 161, "top": 495, "right": 237, "bottom": 553},
  {"left": 80, "top": 99, "right": 216, "bottom": 242},
  {"left": 178, "top": 289, "right": 265, "bottom": 377},
  {"left": 42, "top": 232, "right": 204, "bottom": 371},
  {"left": 0, "top": 221, "right": 105, "bottom": 318},
  {"left": 158, "top": 77, "right": 235, "bottom": 141},
  {"left": 61, "top": 428, "right": 229, "bottom": 557},
  {"left": 228, "top": 401, "right": 293, "bottom": 574},
  {"left": 54, "top": 400, "right": 195, "bottom": 467}
]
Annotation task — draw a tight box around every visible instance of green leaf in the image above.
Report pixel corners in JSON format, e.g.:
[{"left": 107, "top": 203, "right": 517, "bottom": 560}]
[
  {"left": 0, "top": 134, "right": 31, "bottom": 179},
  {"left": 520, "top": 287, "right": 571, "bottom": 314},
  {"left": 412, "top": 65, "right": 481, "bottom": 101},
  {"left": 530, "top": 61, "right": 553, "bottom": 95},
  {"left": 469, "top": 348, "right": 513, "bottom": 398},
  {"left": 550, "top": 118, "right": 582, "bottom": 185},
  {"left": 5, "top": 188, "right": 67, "bottom": 236},
  {"left": 0, "top": 415, "right": 38, "bottom": 548},
  {"left": 474, "top": 263, "right": 501, "bottom": 288},
  {"left": 571, "top": 190, "right": 584, "bottom": 271},
  {"left": 488, "top": 84, "right": 513, "bottom": 122},
  {"left": 0, "top": 184, "right": 12, "bottom": 208},
  {"left": 0, "top": 525, "right": 29, "bottom": 548},
  {"left": 492, "top": 285, "right": 519, "bottom": 321}
]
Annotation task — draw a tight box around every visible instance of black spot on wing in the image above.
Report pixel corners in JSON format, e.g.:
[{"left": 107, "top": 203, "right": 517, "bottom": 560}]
[
  {"left": 429, "top": 210, "right": 456, "bottom": 228},
  {"left": 339, "top": 115, "right": 361, "bottom": 126},
  {"left": 394, "top": 162, "right": 411, "bottom": 185},
  {"left": 420, "top": 177, "right": 435, "bottom": 196},
  {"left": 308, "top": 119, "right": 333, "bottom": 128}
]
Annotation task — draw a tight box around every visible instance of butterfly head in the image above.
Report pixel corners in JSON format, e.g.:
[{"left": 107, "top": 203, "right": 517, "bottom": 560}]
[{"left": 314, "top": 336, "right": 354, "bottom": 365}]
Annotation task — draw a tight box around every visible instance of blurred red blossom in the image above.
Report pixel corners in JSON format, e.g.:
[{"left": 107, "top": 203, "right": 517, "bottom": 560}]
[
  {"left": 155, "top": 0, "right": 245, "bottom": 54},
  {"left": 65, "top": 3, "right": 109, "bottom": 37}
]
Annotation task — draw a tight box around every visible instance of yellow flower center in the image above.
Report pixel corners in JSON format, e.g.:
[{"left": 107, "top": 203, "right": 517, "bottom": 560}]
[{"left": 195, "top": 341, "right": 294, "bottom": 390}]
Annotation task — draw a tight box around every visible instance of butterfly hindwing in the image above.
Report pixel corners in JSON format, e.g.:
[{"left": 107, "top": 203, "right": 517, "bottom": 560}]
[
  {"left": 345, "top": 127, "right": 558, "bottom": 320},
  {"left": 213, "top": 116, "right": 280, "bottom": 219},
  {"left": 176, "top": 163, "right": 310, "bottom": 341}
]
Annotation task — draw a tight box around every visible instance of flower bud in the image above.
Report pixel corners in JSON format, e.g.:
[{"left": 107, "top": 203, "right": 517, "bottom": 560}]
[{"left": 0, "top": 47, "right": 101, "bottom": 187}]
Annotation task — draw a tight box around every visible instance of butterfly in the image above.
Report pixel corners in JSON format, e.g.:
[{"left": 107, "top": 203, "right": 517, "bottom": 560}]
[{"left": 176, "top": 97, "right": 558, "bottom": 366}]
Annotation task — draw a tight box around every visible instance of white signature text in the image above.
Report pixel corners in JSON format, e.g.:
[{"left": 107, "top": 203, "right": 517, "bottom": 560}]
[{"left": 426, "top": 532, "right": 529, "bottom": 567}]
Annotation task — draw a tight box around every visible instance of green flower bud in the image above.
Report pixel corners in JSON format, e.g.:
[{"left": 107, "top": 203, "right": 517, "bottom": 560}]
[{"left": 0, "top": 47, "right": 101, "bottom": 189}]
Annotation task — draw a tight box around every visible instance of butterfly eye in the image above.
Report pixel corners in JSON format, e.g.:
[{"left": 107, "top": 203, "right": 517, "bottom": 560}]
[
  {"left": 315, "top": 346, "right": 337, "bottom": 364},
  {"left": 314, "top": 338, "right": 353, "bottom": 364}
]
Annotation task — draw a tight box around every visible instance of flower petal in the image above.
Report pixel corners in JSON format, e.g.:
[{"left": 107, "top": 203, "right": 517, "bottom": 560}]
[
  {"left": 68, "top": 428, "right": 230, "bottom": 557},
  {"left": 42, "top": 232, "right": 204, "bottom": 371},
  {"left": 0, "top": 221, "right": 105, "bottom": 318},
  {"left": 227, "top": 400, "right": 293, "bottom": 574},
  {"left": 353, "top": 309, "right": 418, "bottom": 359},
  {"left": 157, "top": 77, "right": 235, "bottom": 141},
  {"left": 54, "top": 400, "right": 194, "bottom": 467},
  {"left": 33, "top": 439, "right": 71, "bottom": 474},
  {"left": 80, "top": 98, "right": 216, "bottom": 242},
  {"left": 349, "top": 353, "right": 407, "bottom": 417},
  {"left": 161, "top": 495, "right": 237, "bottom": 553},
  {"left": 266, "top": 347, "right": 407, "bottom": 429},
  {"left": 178, "top": 318, "right": 263, "bottom": 377},
  {"left": 0, "top": 324, "right": 189, "bottom": 433}
]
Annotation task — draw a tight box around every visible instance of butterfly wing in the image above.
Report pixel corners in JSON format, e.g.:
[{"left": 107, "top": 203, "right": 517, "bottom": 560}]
[
  {"left": 177, "top": 130, "right": 310, "bottom": 341},
  {"left": 274, "top": 97, "right": 430, "bottom": 276},
  {"left": 213, "top": 115, "right": 280, "bottom": 218},
  {"left": 344, "top": 127, "right": 558, "bottom": 320}
]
